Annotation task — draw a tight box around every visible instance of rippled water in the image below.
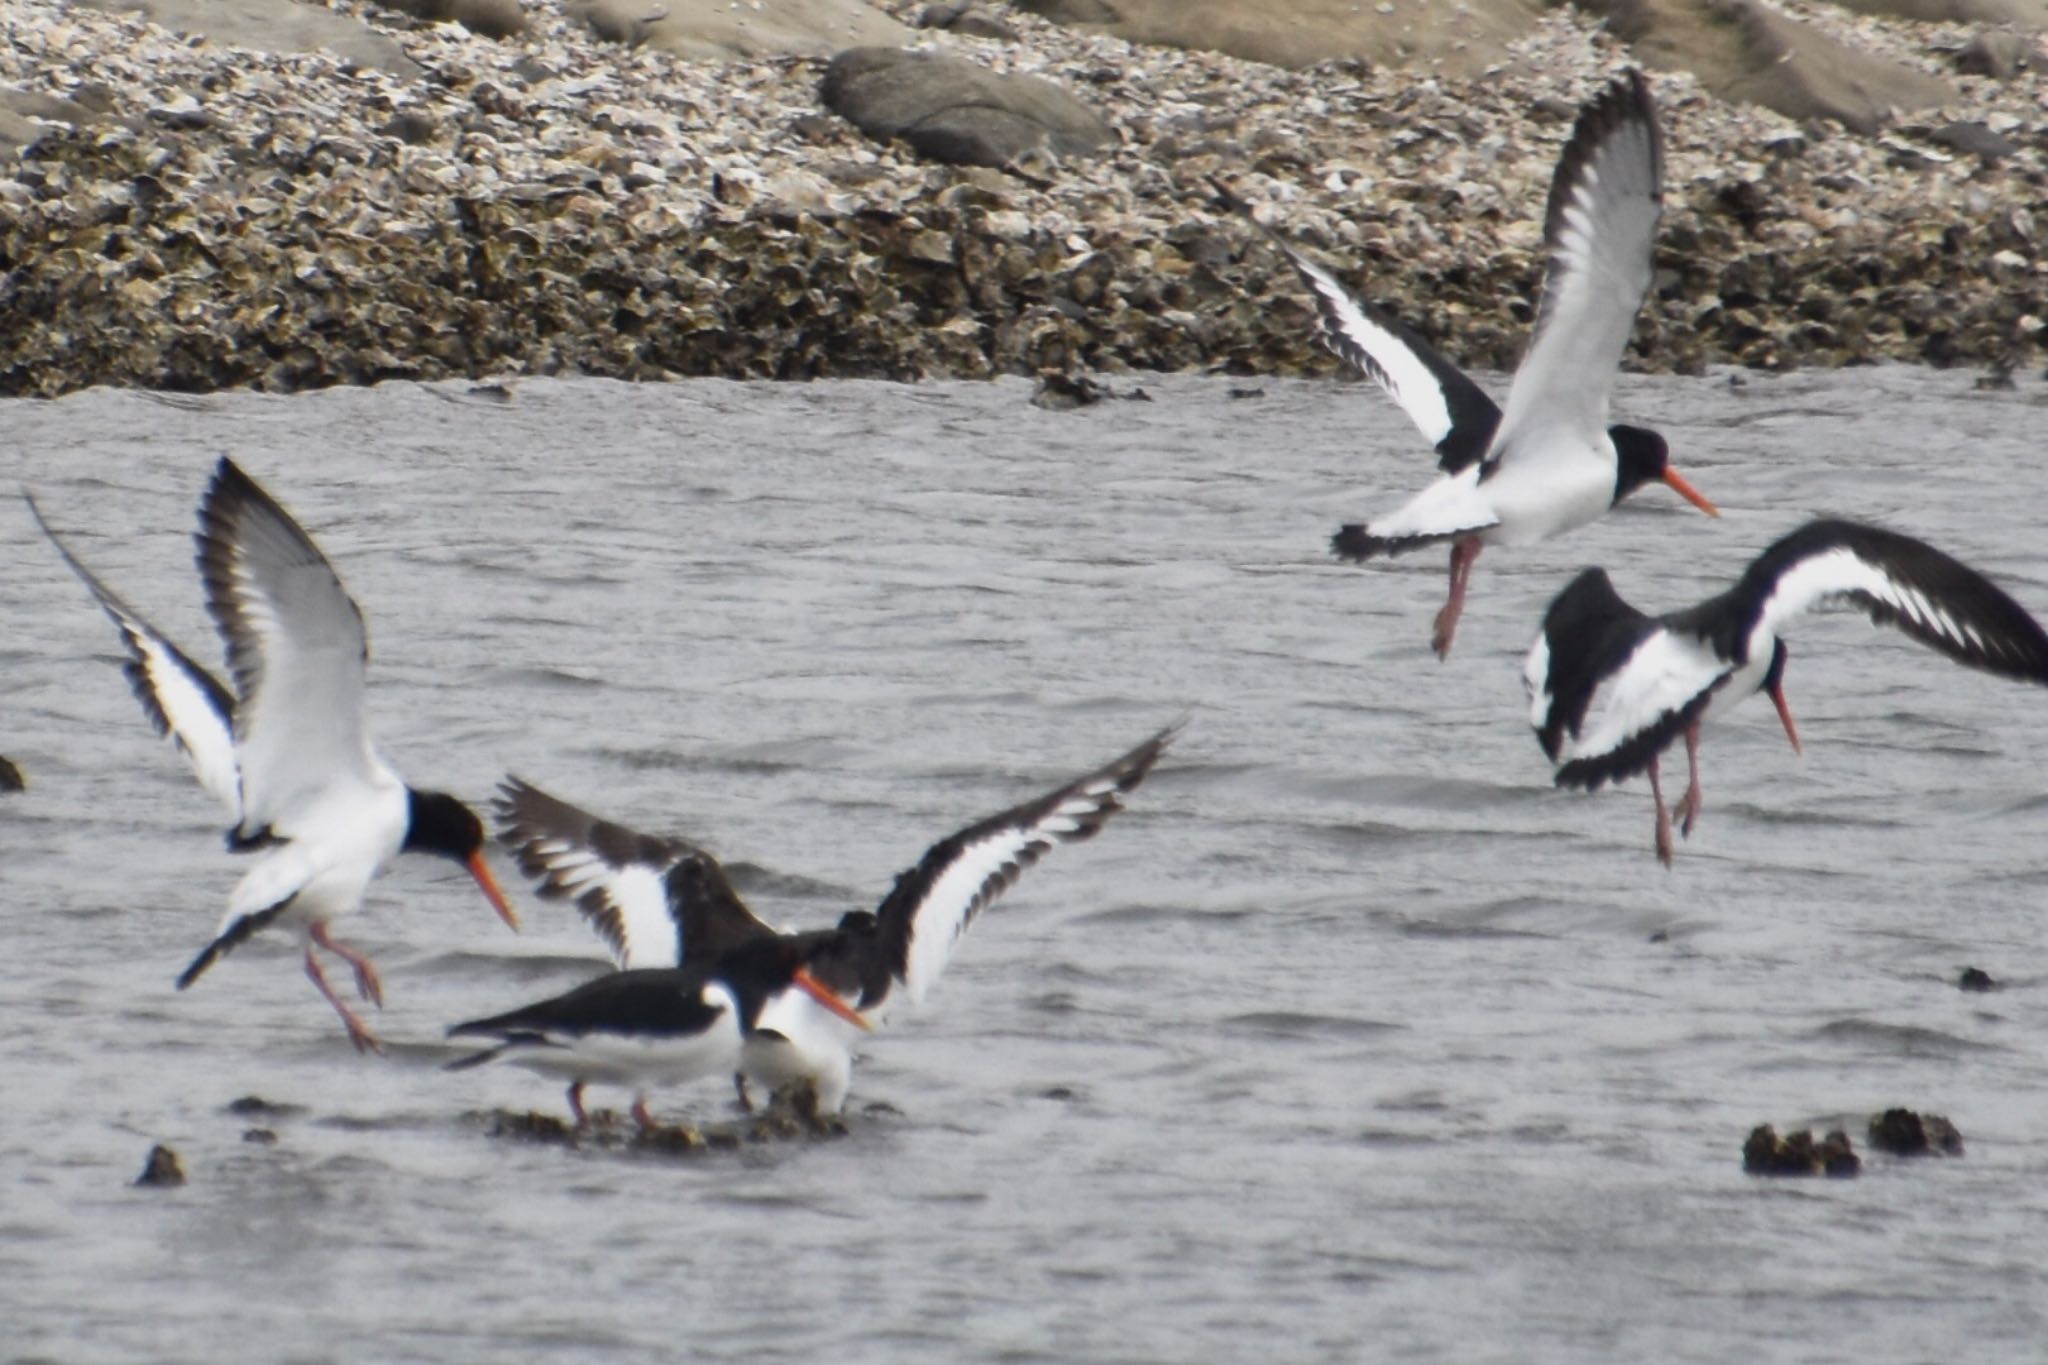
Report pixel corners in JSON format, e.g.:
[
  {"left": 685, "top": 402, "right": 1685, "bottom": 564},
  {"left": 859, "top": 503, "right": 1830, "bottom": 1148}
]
[{"left": 5, "top": 368, "right": 2048, "bottom": 1362}]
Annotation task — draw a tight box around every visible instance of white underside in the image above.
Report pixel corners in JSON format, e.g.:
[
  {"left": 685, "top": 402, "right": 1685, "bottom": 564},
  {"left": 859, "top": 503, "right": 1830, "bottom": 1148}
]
[
  {"left": 1369, "top": 438, "right": 1612, "bottom": 549},
  {"left": 743, "top": 990, "right": 864, "bottom": 1114},
  {"left": 498, "top": 1017, "right": 746, "bottom": 1090},
  {"left": 219, "top": 776, "right": 409, "bottom": 940}
]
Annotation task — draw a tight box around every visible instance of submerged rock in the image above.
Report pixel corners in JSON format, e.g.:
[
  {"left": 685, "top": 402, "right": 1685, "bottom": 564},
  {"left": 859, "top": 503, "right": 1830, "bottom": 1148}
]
[
  {"left": 1958, "top": 966, "right": 1999, "bottom": 992},
  {"left": 1867, "top": 1108, "right": 1965, "bottom": 1157},
  {"left": 0, "top": 757, "right": 23, "bottom": 792},
  {"left": 1743, "top": 1124, "right": 1861, "bottom": 1177},
  {"left": 476, "top": 1082, "right": 849, "bottom": 1156},
  {"left": 135, "top": 1143, "right": 186, "bottom": 1187}
]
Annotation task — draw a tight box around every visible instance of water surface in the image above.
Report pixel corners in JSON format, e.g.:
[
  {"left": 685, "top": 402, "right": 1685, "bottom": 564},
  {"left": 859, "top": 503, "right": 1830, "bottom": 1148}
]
[{"left": 5, "top": 368, "right": 2047, "bottom": 1362}]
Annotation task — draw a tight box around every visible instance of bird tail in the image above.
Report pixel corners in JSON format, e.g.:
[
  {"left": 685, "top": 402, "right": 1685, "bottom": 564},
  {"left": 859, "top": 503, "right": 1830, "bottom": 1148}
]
[
  {"left": 442, "top": 1030, "right": 553, "bottom": 1071},
  {"left": 176, "top": 900, "right": 292, "bottom": 990}
]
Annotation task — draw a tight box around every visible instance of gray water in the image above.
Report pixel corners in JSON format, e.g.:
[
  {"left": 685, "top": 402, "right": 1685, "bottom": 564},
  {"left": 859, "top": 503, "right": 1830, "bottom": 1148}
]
[{"left": 5, "top": 367, "right": 2047, "bottom": 1363}]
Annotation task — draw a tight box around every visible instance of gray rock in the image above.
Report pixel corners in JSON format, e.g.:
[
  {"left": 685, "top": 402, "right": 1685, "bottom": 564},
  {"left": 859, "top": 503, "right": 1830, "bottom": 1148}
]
[
  {"left": 1955, "top": 30, "right": 2042, "bottom": 77},
  {"left": 821, "top": 47, "right": 1114, "bottom": 168},
  {"left": 1928, "top": 118, "right": 2022, "bottom": 160},
  {"left": 571, "top": 0, "right": 909, "bottom": 59},
  {"left": 918, "top": 4, "right": 1022, "bottom": 40}
]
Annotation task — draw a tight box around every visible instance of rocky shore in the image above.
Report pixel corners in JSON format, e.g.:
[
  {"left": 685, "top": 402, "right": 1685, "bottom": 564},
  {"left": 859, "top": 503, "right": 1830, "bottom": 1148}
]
[{"left": 0, "top": 0, "right": 2043, "bottom": 396}]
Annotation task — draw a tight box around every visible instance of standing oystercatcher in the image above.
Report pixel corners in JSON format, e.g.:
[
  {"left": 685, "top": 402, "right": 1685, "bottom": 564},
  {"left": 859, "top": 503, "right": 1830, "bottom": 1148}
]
[
  {"left": 1524, "top": 519, "right": 2048, "bottom": 863},
  {"left": 28, "top": 459, "right": 520, "bottom": 1051},
  {"left": 490, "top": 723, "right": 1177, "bottom": 1113},
  {"left": 444, "top": 932, "right": 871, "bottom": 1130},
  {"left": 1251, "top": 71, "right": 1720, "bottom": 657}
]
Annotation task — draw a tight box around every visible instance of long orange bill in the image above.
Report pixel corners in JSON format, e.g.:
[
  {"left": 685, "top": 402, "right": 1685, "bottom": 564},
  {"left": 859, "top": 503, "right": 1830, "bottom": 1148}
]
[
  {"left": 468, "top": 850, "right": 521, "bottom": 931},
  {"left": 1663, "top": 467, "right": 1720, "bottom": 518},
  {"left": 1768, "top": 680, "right": 1803, "bottom": 755},
  {"left": 795, "top": 966, "right": 872, "bottom": 1031}
]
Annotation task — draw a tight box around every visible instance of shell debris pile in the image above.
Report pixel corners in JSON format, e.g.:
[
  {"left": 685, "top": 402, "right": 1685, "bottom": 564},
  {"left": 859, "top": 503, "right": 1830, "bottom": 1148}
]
[{"left": 0, "top": 0, "right": 2043, "bottom": 396}]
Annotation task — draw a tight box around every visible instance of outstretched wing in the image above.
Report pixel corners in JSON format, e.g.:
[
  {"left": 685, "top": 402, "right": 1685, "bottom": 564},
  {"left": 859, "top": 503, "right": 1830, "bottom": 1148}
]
[
  {"left": 1694, "top": 519, "right": 2048, "bottom": 683},
  {"left": 26, "top": 490, "right": 243, "bottom": 823},
  {"left": 495, "top": 776, "right": 774, "bottom": 970},
  {"left": 1211, "top": 176, "right": 1499, "bottom": 473},
  {"left": 1491, "top": 70, "right": 1661, "bottom": 473},
  {"left": 194, "top": 457, "right": 377, "bottom": 838},
  {"left": 868, "top": 723, "right": 1178, "bottom": 1018},
  {"left": 1526, "top": 567, "right": 1725, "bottom": 790}
]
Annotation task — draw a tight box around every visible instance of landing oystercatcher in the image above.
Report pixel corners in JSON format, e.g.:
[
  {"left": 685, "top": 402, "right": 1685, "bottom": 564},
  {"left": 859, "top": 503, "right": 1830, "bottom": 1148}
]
[
  {"left": 490, "top": 723, "right": 1178, "bottom": 1113},
  {"left": 1246, "top": 71, "right": 1720, "bottom": 658},
  {"left": 1525, "top": 519, "right": 2048, "bottom": 864},
  {"left": 28, "top": 459, "right": 520, "bottom": 1051},
  {"left": 444, "top": 932, "right": 871, "bottom": 1130}
]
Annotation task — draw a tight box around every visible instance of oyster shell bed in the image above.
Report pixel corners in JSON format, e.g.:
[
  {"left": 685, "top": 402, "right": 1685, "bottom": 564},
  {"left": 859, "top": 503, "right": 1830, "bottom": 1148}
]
[{"left": 0, "top": 0, "right": 2042, "bottom": 396}]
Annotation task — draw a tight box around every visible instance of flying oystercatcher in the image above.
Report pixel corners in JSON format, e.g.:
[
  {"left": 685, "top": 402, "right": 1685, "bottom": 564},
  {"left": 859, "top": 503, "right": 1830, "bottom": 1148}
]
[
  {"left": 1524, "top": 519, "right": 2048, "bottom": 863},
  {"left": 1233, "top": 70, "right": 1719, "bottom": 658},
  {"left": 488, "top": 723, "right": 1178, "bottom": 1114},
  {"left": 28, "top": 459, "right": 519, "bottom": 1051}
]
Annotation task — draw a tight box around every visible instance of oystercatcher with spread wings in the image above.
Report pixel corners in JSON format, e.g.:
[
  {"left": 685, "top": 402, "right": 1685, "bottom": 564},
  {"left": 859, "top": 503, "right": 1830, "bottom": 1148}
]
[
  {"left": 487, "top": 723, "right": 1177, "bottom": 1114},
  {"left": 1525, "top": 519, "right": 2048, "bottom": 864},
  {"left": 1264, "top": 71, "right": 1719, "bottom": 658},
  {"left": 28, "top": 459, "right": 519, "bottom": 1052}
]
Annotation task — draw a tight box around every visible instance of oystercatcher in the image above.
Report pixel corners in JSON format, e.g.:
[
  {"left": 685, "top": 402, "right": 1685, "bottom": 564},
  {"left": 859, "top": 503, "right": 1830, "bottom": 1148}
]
[
  {"left": 28, "top": 460, "right": 519, "bottom": 1051},
  {"left": 1243, "top": 71, "right": 1719, "bottom": 657},
  {"left": 1525, "top": 519, "right": 2048, "bottom": 863},
  {"left": 491, "top": 723, "right": 1177, "bottom": 1112},
  {"left": 445, "top": 932, "right": 871, "bottom": 1130}
]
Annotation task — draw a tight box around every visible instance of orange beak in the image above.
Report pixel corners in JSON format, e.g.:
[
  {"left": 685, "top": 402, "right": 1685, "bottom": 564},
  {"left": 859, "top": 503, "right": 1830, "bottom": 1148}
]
[
  {"left": 795, "top": 966, "right": 872, "bottom": 1031},
  {"left": 1663, "top": 467, "right": 1720, "bottom": 518},
  {"left": 1767, "top": 679, "right": 1803, "bottom": 756},
  {"left": 468, "top": 850, "right": 521, "bottom": 931}
]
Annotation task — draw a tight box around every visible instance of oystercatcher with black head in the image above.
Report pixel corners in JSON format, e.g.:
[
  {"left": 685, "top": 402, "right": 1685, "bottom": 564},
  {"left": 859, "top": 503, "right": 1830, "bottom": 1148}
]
[
  {"left": 444, "top": 932, "right": 871, "bottom": 1130},
  {"left": 27, "top": 459, "right": 520, "bottom": 1052},
  {"left": 1256, "top": 71, "right": 1718, "bottom": 658},
  {"left": 491, "top": 723, "right": 1178, "bottom": 1114},
  {"left": 1524, "top": 519, "right": 2048, "bottom": 864}
]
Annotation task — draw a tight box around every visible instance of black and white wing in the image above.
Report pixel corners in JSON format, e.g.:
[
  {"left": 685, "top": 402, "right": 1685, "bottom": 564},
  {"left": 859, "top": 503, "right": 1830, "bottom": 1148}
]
[
  {"left": 1491, "top": 71, "right": 1661, "bottom": 470},
  {"left": 1697, "top": 520, "right": 2048, "bottom": 684},
  {"left": 495, "top": 777, "right": 775, "bottom": 970},
  {"left": 1525, "top": 568, "right": 1724, "bottom": 790},
  {"left": 194, "top": 457, "right": 379, "bottom": 841},
  {"left": 867, "top": 723, "right": 1177, "bottom": 1018},
  {"left": 26, "top": 490, "right": 243, "bottom": 824},
  {"left": 1274, "top": 243, "right": 1500, "bottom": 474},
  {"left": 1210, "top": 176, "right": 1499, "bottom": 473}
]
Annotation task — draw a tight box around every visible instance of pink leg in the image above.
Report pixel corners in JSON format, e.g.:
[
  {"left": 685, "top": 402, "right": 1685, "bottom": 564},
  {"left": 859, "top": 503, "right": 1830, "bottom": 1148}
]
[
  {"left": 1648, "top": 757, "right": 1674, "bottom": 868},
  {"left": 310, "top": 921, "right": 383, "bottom": 1007},
  {"left": 1432, "top": 539, "right": 1482, "bottom": 660},
  {"left": 1674, "top": 722, "right": 1704, "bottom": 838},
  {"left": 304, "top": 949, "right": 382, "bottom": 1054},
  {"left": 566, "top": 1081, "right": 589, "bottom": 1128},
  {"left": 733, "top": 1072, "right": 755, "bottom": 1114},
  {"left": 630, "top": 1095, "right": 658, "bottom": 1131}
]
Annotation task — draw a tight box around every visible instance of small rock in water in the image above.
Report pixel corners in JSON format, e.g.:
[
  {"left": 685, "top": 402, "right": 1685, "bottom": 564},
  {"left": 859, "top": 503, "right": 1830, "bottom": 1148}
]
[
  {"left": 1032, "top": 371, "right": 1108, "bottom": 409},
  {"left": 224, "top": 1095, "right": 304, "bottom": 1119},
  {"left": 242, "top": 1128, "right": 278, "bottom": 1145},
  {"left": 1743, "top": 1124, "right": 1860, "bottom": 1177},
  {"left": 135, "top": 1144, "right": 187, "bottom": 1187},
  {"left": 1867, "top": 1108, "right": 1964, "bottom": 1157},
  {"left": 0, "top": 757, "right": 22, "bottom": 792},
  {"left": 1957, "top": 966, "right": 1999, "bottom": 992}
]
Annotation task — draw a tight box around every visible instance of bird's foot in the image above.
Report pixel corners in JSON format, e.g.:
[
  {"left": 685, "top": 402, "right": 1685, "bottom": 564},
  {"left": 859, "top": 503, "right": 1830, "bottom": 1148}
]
[{"left": 630, "top": 1097, "right": 658, "bottom": 1131}]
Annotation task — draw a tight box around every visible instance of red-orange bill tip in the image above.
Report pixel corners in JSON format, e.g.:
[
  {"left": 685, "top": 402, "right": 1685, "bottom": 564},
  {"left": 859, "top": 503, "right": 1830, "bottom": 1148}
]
[
  {"left": 468, "top": 851, "right": 521, "bottom": 932},
  {"left": 1663, "top": 467, "right": 1719, "bottom": 518},
  {"left": 795, "top": 966, "right": 871, "bottom": 1031},
  {"left": 1768, "top": 682, "right": 1803, "bottom": 756}
]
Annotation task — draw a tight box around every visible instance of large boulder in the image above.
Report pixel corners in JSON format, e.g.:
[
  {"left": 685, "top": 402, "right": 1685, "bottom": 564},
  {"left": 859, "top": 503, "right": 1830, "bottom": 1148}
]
[
  {"left": 821, "top": 46, "right": 1114, "bottom": 168},
  {"left": 1012, "top": 0, "right": 1544, "bottom": 78},
  {"left": 570, "top": 0, "right": 910, "bottom": 57},
  {"left": 72, "top": 0, "right": 420, "bottom": 76},
  {"left": 1581, "top": 0, "right": 1958, "bottom": 133},
  {"left": 1830, "top": 0, "right": 2045, "bottom": 22}
]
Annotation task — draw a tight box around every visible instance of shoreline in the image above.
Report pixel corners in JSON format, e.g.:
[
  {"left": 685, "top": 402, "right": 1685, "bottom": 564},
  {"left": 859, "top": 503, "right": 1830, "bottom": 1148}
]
[{"left": 1, "top": 0, "right": 2042, "bottom": 397}]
